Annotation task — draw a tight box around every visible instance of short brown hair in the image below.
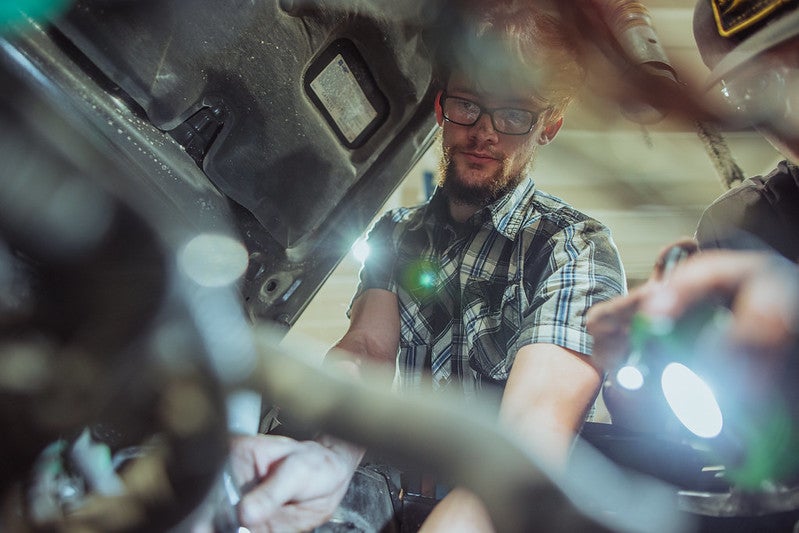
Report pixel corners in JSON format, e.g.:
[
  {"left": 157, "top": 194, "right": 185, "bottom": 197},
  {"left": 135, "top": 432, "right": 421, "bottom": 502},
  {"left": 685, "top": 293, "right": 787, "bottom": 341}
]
[{"left": 430, "top": 1, "right": 585, "bottom": 111}]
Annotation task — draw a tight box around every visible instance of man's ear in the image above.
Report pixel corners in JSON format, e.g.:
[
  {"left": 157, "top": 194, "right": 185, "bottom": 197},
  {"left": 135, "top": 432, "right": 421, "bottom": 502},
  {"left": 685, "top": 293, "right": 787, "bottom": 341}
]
[
  {"left": 538, "top": 116, "right": 563, "bottom": 145},
  {"left": 434, "top": 90, "right": 444, "bottom": 126}
]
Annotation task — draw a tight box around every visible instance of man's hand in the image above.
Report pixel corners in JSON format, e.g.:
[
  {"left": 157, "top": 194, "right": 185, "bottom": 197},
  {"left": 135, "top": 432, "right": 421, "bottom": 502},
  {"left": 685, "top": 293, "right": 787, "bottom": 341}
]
[
  {"left": 219, "top": 289, "right": 392, "bottom": 532},
  {"left": 588, "top": 249, "right": 799, "bottom": 399},
  {"left": 229, "top": 434, "right": 363, "bottom": 533},
  {"left": 639, "top": 250, "right": 799, "bottom": 393},
  {"left": 585, "top": 286, "right": 646, "bottom": 373}
]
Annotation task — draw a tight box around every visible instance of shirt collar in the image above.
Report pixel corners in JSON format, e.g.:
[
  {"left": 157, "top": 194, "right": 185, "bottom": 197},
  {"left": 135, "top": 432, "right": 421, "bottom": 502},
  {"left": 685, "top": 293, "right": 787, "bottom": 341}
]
[
  {"left": 419, "top": 176, "right": 537, "bottom": 240},
  {"left": 485, "top": 177, "right": 537, "bottom": 240}
]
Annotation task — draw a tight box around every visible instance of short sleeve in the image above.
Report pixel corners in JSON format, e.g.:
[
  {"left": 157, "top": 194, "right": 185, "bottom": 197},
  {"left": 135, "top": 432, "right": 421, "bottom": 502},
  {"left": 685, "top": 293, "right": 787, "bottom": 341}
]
[
  {"left": 514, "top": 218, "right": 626, "bottom": 358},
  {"left": 347, "top": 213, "right": 400, "bottom": 317}
]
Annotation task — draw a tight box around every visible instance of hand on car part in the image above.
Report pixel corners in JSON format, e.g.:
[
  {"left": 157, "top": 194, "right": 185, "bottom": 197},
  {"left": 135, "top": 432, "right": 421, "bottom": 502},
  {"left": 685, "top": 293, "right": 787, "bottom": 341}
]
[{"left": 229, "top": 433, "right": 364, "bottom": 533}]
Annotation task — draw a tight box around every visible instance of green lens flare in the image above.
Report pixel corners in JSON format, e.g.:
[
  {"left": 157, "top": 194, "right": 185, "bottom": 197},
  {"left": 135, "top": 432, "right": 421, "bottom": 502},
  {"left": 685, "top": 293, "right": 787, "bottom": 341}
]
[
  {"left": 418, "top": 271, "right": 435, "bottom": 289},
  {"left": 399, "top": 259, "right": 439, "bottom": 297},
  {"left": 0, "top": 0, "right": 74, "bottom": 33}
]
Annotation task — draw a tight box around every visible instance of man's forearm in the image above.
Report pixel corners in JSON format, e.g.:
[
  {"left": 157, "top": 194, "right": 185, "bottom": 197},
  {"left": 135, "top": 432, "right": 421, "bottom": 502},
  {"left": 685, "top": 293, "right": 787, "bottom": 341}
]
[
  {"left": 323, "top": 346, "right": 365, "bottom": 380},
  {"left": 419, "top": 488, "right": 494, "bottom": 533},
  {"left": 500, "top": 343, "right": 601, "bottom": 468},
  {"left": 315, "top": 339, "right": 373, "bottom": 474}
]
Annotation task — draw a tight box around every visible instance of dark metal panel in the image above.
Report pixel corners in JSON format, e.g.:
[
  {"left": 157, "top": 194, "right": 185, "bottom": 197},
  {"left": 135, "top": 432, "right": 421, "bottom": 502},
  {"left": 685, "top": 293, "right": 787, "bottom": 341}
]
[
  {"left": 33, "top": 0, "right": 438, "bottom": 325},
  {"left": 55, "top": 0, "right": 436, "bottom": 248}
]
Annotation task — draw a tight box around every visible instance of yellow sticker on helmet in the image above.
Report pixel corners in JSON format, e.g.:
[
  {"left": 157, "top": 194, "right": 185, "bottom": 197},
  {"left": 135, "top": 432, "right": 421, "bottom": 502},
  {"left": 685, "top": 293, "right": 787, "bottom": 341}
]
[{"left": 710, "top": 0, "right": 797, "bottom": 37}]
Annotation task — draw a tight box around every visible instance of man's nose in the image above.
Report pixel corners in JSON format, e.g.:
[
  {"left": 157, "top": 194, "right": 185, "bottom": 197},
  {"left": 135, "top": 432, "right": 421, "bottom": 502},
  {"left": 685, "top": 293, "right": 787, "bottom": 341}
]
[{"left": 470, "top": 113, "right": 498, "bottom": 142}]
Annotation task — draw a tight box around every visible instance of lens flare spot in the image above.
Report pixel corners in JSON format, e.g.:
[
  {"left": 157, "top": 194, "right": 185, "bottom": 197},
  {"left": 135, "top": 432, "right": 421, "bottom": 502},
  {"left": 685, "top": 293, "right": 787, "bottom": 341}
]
[
  {"left": 0, "top": 0, "right": 72, "bottom": 31},
  {"left": 661, "top": 362, "right": 723, "bottom": 439},
  {"left": 616, "top": 365, "right": 644, "bottom": 391},
  {"left": 179, "top": 233, "right": 248, "bottom": 287},
  {"left": 419, "top": 271, "right": 436, "bottom": 288},
  {"left": 351, "top": 237, "right": 370, "bottom": 264},
  {"left": 399, "top": 259, "right": 440, "bottom": 297}
]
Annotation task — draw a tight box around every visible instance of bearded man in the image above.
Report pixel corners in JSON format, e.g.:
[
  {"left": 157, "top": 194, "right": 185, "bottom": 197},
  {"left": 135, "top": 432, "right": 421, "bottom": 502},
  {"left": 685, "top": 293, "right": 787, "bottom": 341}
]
[{"left": 229, "top": 2, "right": 627, "bottom": 532}]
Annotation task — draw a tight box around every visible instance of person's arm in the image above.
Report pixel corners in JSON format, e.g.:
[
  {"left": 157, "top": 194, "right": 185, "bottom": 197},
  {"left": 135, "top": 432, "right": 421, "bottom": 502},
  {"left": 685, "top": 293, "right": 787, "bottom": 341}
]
[
  {"left": 324, "top": 287, "right": 401, "bottom": 378},
  {"left": 233, "top": 288, "right": 400, "bottom": 531},
  {"left": 420, "top": 343, "right": 601, "bottom": 533},
  {"left": 498, "top": 343, "right": 602, "bottom": 465}
]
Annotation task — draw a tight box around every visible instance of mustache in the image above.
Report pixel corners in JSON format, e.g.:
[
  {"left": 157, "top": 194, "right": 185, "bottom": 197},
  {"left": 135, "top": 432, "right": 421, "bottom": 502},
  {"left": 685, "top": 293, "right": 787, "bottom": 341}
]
[{"left": 457, "top": 141, "right": 502, "bottom": 158}]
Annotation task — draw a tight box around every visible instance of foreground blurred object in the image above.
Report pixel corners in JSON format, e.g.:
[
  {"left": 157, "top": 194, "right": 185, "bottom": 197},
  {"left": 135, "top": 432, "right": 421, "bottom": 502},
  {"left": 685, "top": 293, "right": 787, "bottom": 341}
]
[
  {"left": 589, "top": 0, "right": 679, "bottom": 124},
  {"left": 245, "top": 326, "right": 694, "bottom": 533},
  {"left": 587, "top": 247, "right": 799, "bottom": 530},
  {"left": 0, "top": 49, "right": 690, "bottom": 528},
  {"left": 0, "top": 57, "right": 230, "bottom": 530},
  {"left": 0, "top": 0, "right": 787, "bottom": 531}
]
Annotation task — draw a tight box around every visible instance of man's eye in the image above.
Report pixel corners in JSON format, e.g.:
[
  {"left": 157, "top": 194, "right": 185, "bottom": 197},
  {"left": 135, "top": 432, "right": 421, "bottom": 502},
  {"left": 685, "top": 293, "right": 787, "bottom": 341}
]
[
  {"left": 456, "top": 100, "right": 477, "bottom": 112},
  {"left": 500, "top": 109, "right": 531, "bottom": 125}
]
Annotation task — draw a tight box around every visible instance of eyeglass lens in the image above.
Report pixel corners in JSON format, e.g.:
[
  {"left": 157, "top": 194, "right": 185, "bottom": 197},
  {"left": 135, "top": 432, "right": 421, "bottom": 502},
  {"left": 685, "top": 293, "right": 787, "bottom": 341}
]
[{"left": 442, "top": 95, "right": 538, "bottom": 135}]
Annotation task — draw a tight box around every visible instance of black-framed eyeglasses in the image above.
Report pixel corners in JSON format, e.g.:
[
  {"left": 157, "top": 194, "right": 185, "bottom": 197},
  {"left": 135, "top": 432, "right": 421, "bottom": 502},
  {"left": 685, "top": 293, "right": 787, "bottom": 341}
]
[{"left": 440, "top": 92, "right": 548, "bottom": 135}]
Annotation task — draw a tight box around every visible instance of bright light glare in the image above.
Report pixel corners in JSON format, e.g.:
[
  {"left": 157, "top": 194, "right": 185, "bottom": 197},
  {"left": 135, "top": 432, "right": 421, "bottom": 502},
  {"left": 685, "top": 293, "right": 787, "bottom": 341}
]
[
  {"left": 179, "top": 233, "right": 248, "bottom": 287},
  {"left": 419, "top": 271, "right": 436, "bottom": 288},
  {"left": 661, "top": 362, "right": 723, "bottom": 438},
  {"left": 616, "top": 365, "right": 644, "bottom": 391},
  {"left": 351, "top": 237, "right": 370, "bottom": 264}
]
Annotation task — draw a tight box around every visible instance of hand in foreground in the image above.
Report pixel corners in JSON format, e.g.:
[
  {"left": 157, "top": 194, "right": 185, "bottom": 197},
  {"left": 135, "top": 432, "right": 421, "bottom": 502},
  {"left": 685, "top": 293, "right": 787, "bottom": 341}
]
[
  {"left": 229, "top": 433, "right": 363, "bottom": 533},
  {"left": 588, "top": 250, "right": 799, "bottom": 391}
]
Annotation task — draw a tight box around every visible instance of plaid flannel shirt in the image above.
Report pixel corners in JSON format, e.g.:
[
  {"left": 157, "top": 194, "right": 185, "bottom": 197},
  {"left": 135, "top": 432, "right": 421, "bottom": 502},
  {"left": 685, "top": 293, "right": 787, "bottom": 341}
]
[{"left": 351, "top": 177, "right": 626, "bottom": 402}]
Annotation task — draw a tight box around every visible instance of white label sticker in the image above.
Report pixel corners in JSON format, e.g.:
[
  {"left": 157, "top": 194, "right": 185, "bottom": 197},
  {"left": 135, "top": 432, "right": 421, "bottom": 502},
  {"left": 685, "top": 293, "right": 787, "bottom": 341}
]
[{"left": 310, "top": 54, "right": 378, "bottom": 144}]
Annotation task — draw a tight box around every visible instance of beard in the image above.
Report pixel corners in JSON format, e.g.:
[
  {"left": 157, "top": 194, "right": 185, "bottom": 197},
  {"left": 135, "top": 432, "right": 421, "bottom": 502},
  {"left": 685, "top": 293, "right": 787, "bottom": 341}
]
[{"left": 438, "top": 143, "right": 529, "bottom": 208}]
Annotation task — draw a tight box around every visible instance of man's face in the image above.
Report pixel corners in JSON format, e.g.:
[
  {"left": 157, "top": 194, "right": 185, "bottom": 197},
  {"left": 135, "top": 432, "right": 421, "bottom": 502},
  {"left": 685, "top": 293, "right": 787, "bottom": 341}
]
[{"left": 438, "top": 71, "right": 557, "bottom": 208}]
